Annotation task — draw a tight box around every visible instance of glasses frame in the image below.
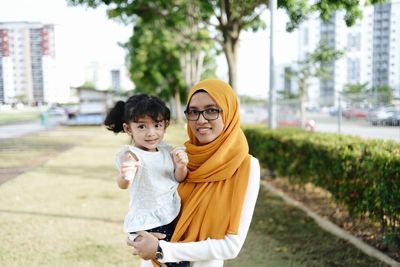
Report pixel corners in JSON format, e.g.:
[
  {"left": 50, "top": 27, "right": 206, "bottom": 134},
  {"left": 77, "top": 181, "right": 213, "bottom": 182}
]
[{"left": 184, "top": 108, "right": 223, "bottom": 121}]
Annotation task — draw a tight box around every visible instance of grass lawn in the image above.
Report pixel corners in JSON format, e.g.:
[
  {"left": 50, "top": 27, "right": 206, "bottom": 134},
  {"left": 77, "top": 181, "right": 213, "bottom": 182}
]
[
  {"left": 0, "top": 124, "right": 389, "bottom": 266},
  {"left": 225, "top": 187, "right": 389, "bottom": 267},
  {"left": 0, "top": 110, "right": 41, "bottom": 125}
]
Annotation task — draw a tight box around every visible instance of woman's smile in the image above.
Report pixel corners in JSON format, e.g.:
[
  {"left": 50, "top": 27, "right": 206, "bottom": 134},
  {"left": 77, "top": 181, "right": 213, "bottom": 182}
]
[{"left": 196, "top": 127, "right": 212, "bottom": 135}]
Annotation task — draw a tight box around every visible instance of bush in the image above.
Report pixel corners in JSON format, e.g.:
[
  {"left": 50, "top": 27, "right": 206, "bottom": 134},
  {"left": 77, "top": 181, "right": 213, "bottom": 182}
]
[{"left": 244, "top": 126, "right": 400, "bottom": 246}]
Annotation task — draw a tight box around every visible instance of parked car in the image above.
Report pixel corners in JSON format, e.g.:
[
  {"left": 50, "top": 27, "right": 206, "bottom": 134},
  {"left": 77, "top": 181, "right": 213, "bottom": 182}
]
[
  {"left": 65, "top": 105, "right": 79, "bottom": 119},
  {"left": 278, "top": 113, "right": 316, "bottom": 131},
  {"left": 342, "top": 108, "right": 368, "bottom": 119},
  {"left": 46, "top": 106, "right": 66, "bottom": 116},
  {"left": 328, "top": 106, "right": 339, "bottom": 117},
  {"left": 383, "top": 110, "right": 400, "bottom": 126},
  {"left": 367, "top": 107, "right": 397, "bottom": 126}
]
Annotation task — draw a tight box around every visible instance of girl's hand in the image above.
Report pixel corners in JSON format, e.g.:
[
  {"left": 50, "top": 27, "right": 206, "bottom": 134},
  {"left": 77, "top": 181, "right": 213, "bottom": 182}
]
[
  {"left": 121, "top": 152, "right": 141, "bottom": 181},
  {"left": 127, "top": 231, "right": 166, "bottom": 260},
  {"left": 171, "top": 147, "right": 188, "bottom": 168}
]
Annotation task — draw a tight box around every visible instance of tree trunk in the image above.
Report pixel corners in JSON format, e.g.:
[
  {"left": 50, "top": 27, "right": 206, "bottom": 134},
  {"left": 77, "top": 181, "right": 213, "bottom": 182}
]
[
  {"left": 223, "top": 37, "right": 238, "bottom": 92},
  {"left": 300, "top": 95, "right": 306, "bottom": 129},
  {"left": 219, "top": 0, "right": 239, "bottom": 92},
  {"left": 180, "top": 51, "right": 204, "bottom": 91},
  {"left": 195, "top": 51, "right": 205, "bottom": 85},
  {"left": 180, "top": 0, "right": 204, "bottom": 92},
  {"left": 174, "top": 88, "right": 183, "bottom": 124},
  {"left": 299, "top": 81, "right": 307, "bottom": 129}
]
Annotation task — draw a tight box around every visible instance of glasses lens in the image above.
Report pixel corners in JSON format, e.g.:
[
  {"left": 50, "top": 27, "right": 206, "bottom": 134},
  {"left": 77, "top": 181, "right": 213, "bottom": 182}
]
[
  {"left": 185, "top": 110, "right": 198, "bottom": 121},
  {"left": 203, "top": 109, "right": 219, "bottom": 120}
]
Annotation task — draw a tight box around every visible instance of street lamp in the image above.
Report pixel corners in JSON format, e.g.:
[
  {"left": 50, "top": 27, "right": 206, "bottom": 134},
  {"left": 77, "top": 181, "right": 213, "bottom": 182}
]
[{"left": 268, "top": 0, "right": 277, "bottom": 129}]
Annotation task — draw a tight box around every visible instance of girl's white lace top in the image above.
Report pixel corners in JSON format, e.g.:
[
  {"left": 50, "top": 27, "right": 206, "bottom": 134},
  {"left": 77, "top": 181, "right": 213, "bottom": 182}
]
[{"left": 116, "top": 144, "right": 181, "bottom": 233}]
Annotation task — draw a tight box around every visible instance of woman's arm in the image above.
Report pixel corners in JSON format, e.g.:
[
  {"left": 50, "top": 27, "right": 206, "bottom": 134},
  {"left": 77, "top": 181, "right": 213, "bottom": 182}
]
[
  {"left": 159, "top": 157, "right": 260, "bottom": 263},
  {"left": 131, "top": 157, "right": 260, "bottom": 262}
]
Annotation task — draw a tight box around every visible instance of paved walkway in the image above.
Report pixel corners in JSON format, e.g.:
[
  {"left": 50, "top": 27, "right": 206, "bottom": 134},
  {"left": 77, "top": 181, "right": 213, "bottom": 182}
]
[{"left": 0, "top": 118, "right": 62, "bottom": 139}]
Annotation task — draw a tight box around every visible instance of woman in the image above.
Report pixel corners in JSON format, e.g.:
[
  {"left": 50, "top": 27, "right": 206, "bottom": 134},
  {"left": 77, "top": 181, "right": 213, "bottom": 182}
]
[{"left": 129, "top": 79, "right": 261, "bottom": 267}]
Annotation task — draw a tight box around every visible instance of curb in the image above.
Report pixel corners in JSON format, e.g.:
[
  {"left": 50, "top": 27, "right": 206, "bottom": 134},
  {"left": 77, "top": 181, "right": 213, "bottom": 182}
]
[{"left": 261, "top": 180, "right": 400, "bottom": 267}]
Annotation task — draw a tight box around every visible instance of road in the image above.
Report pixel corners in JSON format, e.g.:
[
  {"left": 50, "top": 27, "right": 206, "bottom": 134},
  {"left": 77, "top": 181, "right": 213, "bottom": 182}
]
[
  {"left": 0, "top": 118, "right": 63, "bottom": 139},
  {"left": 315, "top": 121, "right": 400, "bottom": 143},
  {"left": 308, "top": 113, "right": 400, "bottom": 143},
  {"left": 241, "top": 109, "right": 400, "bottom": 143}
]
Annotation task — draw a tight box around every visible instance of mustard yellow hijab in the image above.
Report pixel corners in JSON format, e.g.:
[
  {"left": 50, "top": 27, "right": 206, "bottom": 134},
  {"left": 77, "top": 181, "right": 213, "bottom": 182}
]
[{"left": 171, "top": 79, "right": 251, "bottom": 242}]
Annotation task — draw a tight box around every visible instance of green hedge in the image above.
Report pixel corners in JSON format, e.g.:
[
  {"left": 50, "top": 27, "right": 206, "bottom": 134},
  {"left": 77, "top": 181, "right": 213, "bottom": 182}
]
[{"left": 244, "top": 126, "right": 400, "bottom": 245}]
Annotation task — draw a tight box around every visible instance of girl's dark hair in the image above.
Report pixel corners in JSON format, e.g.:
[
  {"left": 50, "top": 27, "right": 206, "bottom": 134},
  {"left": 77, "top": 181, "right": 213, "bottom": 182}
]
[{"left": 104, "top": 94, "right": 170, "bottom": 133}]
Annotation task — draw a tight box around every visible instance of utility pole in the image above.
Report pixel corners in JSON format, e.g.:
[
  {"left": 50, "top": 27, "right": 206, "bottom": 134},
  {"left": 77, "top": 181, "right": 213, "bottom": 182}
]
[
  {"left": 268, "top": 0, "right": 277, "bottom": 129},
  {"left": 338, "top": 93, "right": 342, "bottom": 134}
]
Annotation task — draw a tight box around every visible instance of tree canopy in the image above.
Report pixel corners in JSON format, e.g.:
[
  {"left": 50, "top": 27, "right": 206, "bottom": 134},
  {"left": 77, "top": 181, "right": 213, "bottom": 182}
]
[
  {"left": 124, "top": 19, "right": 185, "bottom": 100},
  {"left": 68, "top": 0, "right": 387, "bottom": 94},
  {"left": 286, "top": 39, "right": 344, "bottom": 127}
]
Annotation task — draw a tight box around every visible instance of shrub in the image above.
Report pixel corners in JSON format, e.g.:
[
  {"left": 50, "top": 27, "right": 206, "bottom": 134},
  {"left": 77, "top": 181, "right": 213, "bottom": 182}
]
[{"left": 244, "top": 126, "right": 400, "bottom": 246}]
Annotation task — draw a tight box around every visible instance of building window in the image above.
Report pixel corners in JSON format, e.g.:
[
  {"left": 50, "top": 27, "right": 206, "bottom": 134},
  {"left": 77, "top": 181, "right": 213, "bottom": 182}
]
[
  {"left": 347, "top": 58, "right": 360, "bottom": 83},
  {"left": 347, "top": 33, "right": 361, "bottom": 50}
]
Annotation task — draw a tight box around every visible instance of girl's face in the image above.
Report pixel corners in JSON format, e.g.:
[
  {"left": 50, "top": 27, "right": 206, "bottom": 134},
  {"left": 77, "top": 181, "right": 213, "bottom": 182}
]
[
  {"left": 187, "top": 92, "right": 224, "bottom": 145},
  {"left": 123, "top": 115, "right": 167, "bottom": 152}
]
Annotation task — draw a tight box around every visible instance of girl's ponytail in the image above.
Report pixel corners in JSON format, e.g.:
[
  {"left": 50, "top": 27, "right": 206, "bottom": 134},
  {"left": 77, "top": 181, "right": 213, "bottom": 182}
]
[{"left": 104, "top": 100, "right": 125, "bottom": 133}]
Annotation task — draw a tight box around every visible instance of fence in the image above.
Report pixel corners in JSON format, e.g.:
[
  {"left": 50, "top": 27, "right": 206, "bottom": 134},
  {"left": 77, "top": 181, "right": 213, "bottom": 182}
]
[{"left": 240, "top": 92, "right": 400, "bottom": 142}]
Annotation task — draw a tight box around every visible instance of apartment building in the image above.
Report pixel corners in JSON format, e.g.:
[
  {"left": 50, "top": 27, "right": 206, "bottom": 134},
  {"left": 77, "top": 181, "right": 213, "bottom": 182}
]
[
  {"left": 297, "top": 1, "right": 400, "bottom": 107},
  {"left": 0, "top": 21, "right": 56, "bottom": 105}
]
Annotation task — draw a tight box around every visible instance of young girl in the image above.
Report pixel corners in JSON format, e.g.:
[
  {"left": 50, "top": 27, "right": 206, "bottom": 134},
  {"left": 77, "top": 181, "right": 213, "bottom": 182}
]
[{"left": 104, "top": 94, "right": 189, "bottom": 267}]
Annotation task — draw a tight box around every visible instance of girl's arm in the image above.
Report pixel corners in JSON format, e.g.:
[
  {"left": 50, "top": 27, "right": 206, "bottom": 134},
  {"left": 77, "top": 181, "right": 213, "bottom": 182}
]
[
  {"left": 171, "top": 148, "right": 189, "bottom": 182},
  {"left": 117, "top": 152, "right": 140, "bottom": 189},
  {"left": 131, "top": 157, "right": 260, "bottom": 262}
]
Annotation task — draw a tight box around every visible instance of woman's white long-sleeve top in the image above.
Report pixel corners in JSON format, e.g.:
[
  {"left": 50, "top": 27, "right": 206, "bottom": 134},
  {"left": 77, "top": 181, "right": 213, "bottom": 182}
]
[{"left": 141, "top": 156, "right": 260, "bottom": 267}]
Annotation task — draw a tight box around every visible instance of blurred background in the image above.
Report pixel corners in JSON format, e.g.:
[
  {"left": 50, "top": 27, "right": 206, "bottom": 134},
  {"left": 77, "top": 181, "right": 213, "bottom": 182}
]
[{"left": 0, "top": 0, "right": 399, "bottom": 142}]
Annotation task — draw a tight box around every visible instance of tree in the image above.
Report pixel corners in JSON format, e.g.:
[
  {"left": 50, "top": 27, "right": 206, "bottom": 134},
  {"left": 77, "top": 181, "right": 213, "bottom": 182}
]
[
  {"left": 286, "top": 39, "right": 343, "bottom": 128},
  {"left": 178, "top": 1, "right": 217, "bottom": 90},
  {"left": 343, "top": 83, "right": 393, "bottom": 107},
  {"left": 373, "top": 85, "right": 393, "bottom": 105},
  {"left": 277, "top": 89, "right": 299, "bottom": 100},
  {"left": 80, "top": 81, "right": 96, "bottom": 89},
  {"left": 124, "top": 19, "right": 187, "bottom": 123},
  {"left": 14, "top": 94, "right": 28, "bottom": 105},
  {"left": 168, "top": 0, "right": 386, "bottom": 91},
  {"left": 343, "top": 82, "right": 369, "bottom": 95},
  {"left": 123, "top": 14, "right": 216, "bottom": 124},
  {"left": 68, "top": 0, "right": 386, "bottom": 92},
  {"left": 68, "top": 0, "right": 217, "bottom": 114},
  {"left": 239, "top": 94, "right": 267, "bottom": 106}
]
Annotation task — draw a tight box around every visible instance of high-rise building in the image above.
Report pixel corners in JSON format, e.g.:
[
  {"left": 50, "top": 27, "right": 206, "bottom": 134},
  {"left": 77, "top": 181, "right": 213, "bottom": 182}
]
[
  {"left": 297, "top": 1, "right": 400, "bottom": 107},
  {"left": 0, "top": 21, "right": 56, "bottom": 105}
]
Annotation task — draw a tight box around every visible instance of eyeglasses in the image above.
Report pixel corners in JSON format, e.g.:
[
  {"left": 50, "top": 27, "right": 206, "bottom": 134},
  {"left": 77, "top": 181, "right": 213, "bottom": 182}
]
[{"left": 184, "top": 108, "right": 223, "bottom": 121}]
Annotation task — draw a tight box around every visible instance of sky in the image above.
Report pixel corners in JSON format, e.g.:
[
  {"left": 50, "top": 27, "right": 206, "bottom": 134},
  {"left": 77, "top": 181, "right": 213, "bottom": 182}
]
[{"left": 0, "top": 0, "right": 298, "bottom": 99}]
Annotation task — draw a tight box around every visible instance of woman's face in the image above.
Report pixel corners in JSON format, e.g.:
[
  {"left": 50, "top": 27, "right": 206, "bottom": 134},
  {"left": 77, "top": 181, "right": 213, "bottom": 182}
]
[{"left": 187, "top": 92, "right": 224, "bottom": 144}]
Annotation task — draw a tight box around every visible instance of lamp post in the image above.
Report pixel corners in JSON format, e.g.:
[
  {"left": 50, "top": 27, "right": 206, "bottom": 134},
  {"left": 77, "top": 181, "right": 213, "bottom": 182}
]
[{"left": 268, "top": 0, "right": 277, "bottom": 129}]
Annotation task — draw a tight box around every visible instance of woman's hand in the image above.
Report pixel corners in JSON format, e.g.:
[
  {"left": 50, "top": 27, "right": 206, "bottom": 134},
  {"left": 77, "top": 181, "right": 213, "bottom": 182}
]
[{"left": 127, "top": 231, "right": 166, "bottom": 260}]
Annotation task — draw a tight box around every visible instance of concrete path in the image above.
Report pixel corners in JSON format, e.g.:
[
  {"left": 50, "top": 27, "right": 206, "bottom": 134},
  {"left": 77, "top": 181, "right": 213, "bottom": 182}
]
[{"left": 0, "top": 118, "right": 62, "bottom": 139}]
